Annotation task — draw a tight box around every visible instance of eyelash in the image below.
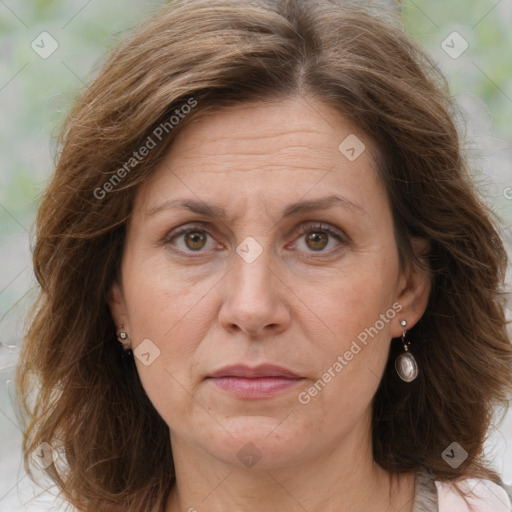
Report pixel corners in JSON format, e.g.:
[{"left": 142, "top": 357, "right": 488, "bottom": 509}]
[{"left": 163, "top": 222, "right": 348, "bottom": 258}]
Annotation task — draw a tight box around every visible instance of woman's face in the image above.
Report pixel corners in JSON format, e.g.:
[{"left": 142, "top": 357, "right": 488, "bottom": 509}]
[{"left": 109, "top": 95, "right": 429, "bottom": 470}]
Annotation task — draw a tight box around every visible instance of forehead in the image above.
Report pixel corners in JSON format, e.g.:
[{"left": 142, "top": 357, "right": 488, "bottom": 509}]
[
  {"left": 157, "top": 96, "right": 374, "bottom": 166},
  {"left": 133, "top": 95, "right": 384, "bottom": 218}
]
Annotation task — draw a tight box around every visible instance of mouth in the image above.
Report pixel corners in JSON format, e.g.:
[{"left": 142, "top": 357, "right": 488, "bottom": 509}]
[{"left": 206, "top": 364, "right": 305, "bottom": 399}]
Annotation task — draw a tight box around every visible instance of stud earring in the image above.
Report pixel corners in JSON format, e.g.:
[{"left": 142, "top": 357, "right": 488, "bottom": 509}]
[
  {"left": 395, "top": 320, "right": 418, "bottom": 382},
  {"left": 117, "top": 324, "right": 133, "bottom": 361},
  {"left": 117, "top": 325, "right": 129, "bottom": 346}
]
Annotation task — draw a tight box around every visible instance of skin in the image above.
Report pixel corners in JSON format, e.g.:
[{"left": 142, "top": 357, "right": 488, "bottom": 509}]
[{"left": 108, "top": 95, "right": 431, "bottom": 512}]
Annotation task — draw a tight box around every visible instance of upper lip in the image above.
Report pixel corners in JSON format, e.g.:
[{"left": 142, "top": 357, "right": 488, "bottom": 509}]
[{"left": 208, "top": 364, "right": 301, "bottom": 379}]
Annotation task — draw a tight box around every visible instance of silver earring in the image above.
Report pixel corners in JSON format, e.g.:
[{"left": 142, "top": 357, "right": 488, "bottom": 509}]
[
  {"left": 117, "top": 325, "right": 130, "bottom": 347},
  {"left": 395, "top": 320, "right": 418, "bottom": 382},
  {"left": 117, "top": 325, "right": 133, "bottom": 362}
]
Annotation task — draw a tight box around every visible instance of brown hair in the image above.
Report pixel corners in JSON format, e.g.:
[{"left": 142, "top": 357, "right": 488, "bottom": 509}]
[{"left": 16, "top": 0, "right": 512, "bottom": 510}]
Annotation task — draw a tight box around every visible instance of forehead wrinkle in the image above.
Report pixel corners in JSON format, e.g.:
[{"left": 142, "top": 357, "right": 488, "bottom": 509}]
[
  {"left": 169, "top": 123, "right": 341, "bottom": 156},
  {"left": 164, "top": 145, "right": 339, "bottom": 175},
  {"left": 170, "top": 165, "right": 335, "bottom": 176},
  {"left": 201, "top": 127, "right": 325, "bottom": 141},
  {"left": 167, "top": 142, "right": 338, "bottom": 163}
]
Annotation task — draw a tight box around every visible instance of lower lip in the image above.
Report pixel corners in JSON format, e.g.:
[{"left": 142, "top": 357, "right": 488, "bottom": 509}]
[{"left": 207, "top": 376, "right": 304, "bottom": 399}]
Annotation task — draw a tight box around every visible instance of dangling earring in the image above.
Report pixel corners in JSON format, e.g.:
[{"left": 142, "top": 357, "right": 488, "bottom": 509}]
[
  {"left": 395, "top": 320, "right": 418, "bottom": 382},
  {"left": 117, "top": 325, "right": 133, "bottom": 361}
]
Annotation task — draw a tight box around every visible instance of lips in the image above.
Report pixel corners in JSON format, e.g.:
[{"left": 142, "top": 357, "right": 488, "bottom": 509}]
[
  {"left": 208, "top": 364, "right": 300, "bottom": 379},
  {"left": 206, "top": 364, "right": 304, "bottom": 399}
]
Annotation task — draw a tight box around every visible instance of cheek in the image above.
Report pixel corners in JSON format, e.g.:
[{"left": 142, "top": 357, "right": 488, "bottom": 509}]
[
  {"left": 302, "top": 254, "right": 398, "bottom": 402},
  {"left": 122, "top": 252, "right": 212, "bottom": 340},
  {"left": 121, "top": 259, "right": 219, "bottom": 402},
  {"left": 318, "top": 259, "right": 398, "bottom": 345},
  {"left": 296, "top": 281, "right": 395, "bottom": 435}
]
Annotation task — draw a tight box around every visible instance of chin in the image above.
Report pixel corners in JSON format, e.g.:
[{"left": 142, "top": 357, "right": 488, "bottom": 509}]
[{"left": 194, "top": 414, "right": 318, "bottom": 470}]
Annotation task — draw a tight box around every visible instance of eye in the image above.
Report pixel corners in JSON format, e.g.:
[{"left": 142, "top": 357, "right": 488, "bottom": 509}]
[
  {"left": 164, "top": 224, "right": 221, "bottom": 255},
  {"left": 293, "top": 223, "right": 347, "bottom": 255}
]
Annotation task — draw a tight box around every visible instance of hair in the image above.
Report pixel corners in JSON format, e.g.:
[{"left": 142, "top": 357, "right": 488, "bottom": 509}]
[{"left": 16, "top": 0, "right": 512, "bottom": 510}]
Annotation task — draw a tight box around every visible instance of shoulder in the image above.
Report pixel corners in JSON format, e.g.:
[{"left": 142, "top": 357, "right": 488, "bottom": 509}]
[
  {"left": 435, "top": 477, "right": 512, "bottom": 512},
  {"left": 413, "top": 468, "right": 512, "bottom": 512}
]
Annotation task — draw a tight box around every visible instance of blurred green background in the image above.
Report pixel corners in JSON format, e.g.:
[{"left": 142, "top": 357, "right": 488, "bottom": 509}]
[{"left": 1, "top": 1, "right": 511, "bottom": 510}]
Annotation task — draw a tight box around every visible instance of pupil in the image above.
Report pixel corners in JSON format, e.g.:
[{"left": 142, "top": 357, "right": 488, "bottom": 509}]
[
  {"left": 308, "top": 232, "right": 327, "bottom": 250},
  {"left": 186, "top": 232, "right": 205, "bottom": 250}
]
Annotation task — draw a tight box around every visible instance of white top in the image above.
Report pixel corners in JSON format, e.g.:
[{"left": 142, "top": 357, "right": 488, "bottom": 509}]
[{"left": 413, "top": 468, "right": 512, "bottom": 511}]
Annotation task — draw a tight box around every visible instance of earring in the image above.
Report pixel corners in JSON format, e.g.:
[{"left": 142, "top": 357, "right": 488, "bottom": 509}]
[
  {"left": 117, "top": 325, "right": 133, "bottom": 361},
  {"left": 395, "top": 320, "right": 418, "bottom": 382},
  {"left": 117, "top": 325, "right": 129, "bottom": 346}
]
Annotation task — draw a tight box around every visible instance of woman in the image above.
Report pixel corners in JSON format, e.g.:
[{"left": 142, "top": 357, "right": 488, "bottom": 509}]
[{"left": 16, "top": 0, "right": 512, "bottom": 511}]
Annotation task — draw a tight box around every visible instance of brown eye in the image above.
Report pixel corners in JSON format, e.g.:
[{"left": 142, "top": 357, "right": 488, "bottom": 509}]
[
  {"left": 165, "top": 225, "right": 218, "bottom": 255},
  {"left": 306, "top": 232, "right": 329, "bottom": 251},
  {"left": 294, "top": 222, "right": 347, "bottom": 256},
  {"left": 184, "top": 231, "right": 207, "bottom": 251}
]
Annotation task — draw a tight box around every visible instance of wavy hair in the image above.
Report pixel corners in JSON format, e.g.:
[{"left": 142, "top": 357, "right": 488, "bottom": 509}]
[{"left": 16, "top": 0, "right": 512, "bottom": 510}]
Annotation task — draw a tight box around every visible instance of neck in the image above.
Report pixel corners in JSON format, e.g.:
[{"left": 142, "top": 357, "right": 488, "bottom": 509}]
[{"left": 164, "top": 413, "right": 415, "bottom": 512}]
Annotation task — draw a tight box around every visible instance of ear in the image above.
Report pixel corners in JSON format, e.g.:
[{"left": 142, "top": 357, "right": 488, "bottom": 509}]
[
  {"left": 391, "top": 237, "right": 431, "bottom": 338},
  {"left": 107, "top": 280, "right": 130, "bottom": 332}
]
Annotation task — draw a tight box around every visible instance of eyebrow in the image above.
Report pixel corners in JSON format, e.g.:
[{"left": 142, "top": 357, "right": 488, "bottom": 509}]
[{"left": 145, "top": 194, "right": 366, "bottom": 219}]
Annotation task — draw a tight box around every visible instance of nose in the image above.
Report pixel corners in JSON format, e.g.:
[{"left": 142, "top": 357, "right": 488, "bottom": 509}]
[{"left": 218, "top": 248, "right": 291, "bottom": 337}]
